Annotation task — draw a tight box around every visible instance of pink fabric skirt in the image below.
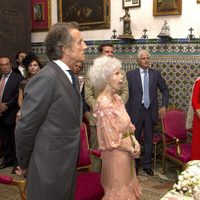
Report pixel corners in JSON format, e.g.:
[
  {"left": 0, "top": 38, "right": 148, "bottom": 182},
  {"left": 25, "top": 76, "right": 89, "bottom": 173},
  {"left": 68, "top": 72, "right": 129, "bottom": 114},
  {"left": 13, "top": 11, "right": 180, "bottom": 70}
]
[{"left": 101, "top": 149, "right": 141, "bottom": 200}]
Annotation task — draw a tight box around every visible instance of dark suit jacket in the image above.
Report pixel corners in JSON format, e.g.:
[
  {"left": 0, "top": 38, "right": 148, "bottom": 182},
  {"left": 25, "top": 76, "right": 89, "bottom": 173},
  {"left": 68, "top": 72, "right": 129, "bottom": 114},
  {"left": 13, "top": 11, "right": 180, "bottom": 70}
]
[
  {"left": 15, "top": 61, "right": 82, "bottom": 200},
  {"left": 12, "top": 66, "right": 25, "bottom": 78},
  {"left": 126, "top": 67, "right": 169, "bottom": 124},
  {"left": 1, "top": 71, "right": 24, "bottom": 124},
  {"left": 81, "top": 84, "right": 89, "bottom": 114}
]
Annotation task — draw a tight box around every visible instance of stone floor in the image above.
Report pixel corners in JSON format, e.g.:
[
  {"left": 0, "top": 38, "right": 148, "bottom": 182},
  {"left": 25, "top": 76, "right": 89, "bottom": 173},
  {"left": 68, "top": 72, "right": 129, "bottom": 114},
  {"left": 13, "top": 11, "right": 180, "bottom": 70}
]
[{"left": 0, "top": 159, "right": 182, "bottom": 200}]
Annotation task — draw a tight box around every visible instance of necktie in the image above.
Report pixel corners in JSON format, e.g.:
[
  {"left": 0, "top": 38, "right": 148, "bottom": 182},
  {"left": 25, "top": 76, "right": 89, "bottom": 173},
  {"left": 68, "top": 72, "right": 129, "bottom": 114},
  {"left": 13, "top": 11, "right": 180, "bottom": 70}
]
[
  {"left": 0, "top": 75, "right": 7, "bottom": 101},
  {"left": 143, "top": 70, "right": 150, "bottom": 109},
  {"left": 68, "top": 70, "right": 77, "bottom": 89}
]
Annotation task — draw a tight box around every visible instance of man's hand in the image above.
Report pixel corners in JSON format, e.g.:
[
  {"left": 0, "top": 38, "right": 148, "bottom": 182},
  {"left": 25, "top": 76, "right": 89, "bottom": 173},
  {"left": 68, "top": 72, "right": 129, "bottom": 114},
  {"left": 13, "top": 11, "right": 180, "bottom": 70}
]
[
  {"left": 15, "top": 166, "right": 27, "bottom": 176},
  {"left": 159, "top": 106, "right": 167, "bottom": 119},
  {"left": 0, "top": 103, "right": 8, "bottom": 112}
]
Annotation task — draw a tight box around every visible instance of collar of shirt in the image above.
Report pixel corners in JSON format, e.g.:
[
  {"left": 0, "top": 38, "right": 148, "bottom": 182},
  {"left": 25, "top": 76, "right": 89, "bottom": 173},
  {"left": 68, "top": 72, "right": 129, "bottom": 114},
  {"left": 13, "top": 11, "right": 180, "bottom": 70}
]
[
  {"left": 18, "top": 66, "right": 25, "bottom": 76},
  {"left": 1, "top": 70, "right": 12, "bottom": 86},
  {"left": 78, "top": 75, "right": 84, "bottom": 92},
  {"left": 139, "top": 68, "right": 148, "bottom": 74},
  {"left": 53, "top": 60, "right": 73, "bottom": 83}
]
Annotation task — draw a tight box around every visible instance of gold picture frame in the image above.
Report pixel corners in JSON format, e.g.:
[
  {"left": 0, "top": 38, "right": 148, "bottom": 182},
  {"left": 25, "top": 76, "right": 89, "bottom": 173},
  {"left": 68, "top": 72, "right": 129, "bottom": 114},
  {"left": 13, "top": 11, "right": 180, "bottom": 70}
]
[
  {"left": 153, "top": 0, "right": 182, "bottom": 16},
  {"left": 197, "top": 0, "right": 200, "bottom": 3},
  {"left": 31, "top": 0, "right": 51, "bottom": 32},
  {"left": 57, "top": 0, "right": 110, "bottom": 30},
  {"left": 33, "top": 3, "right": 44, "bottom": 20}
]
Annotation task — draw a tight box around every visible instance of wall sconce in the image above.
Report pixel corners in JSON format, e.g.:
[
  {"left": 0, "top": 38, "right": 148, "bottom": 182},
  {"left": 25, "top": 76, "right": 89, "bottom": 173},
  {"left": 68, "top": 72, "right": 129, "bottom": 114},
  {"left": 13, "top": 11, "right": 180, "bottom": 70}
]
[
  {"left": 111, "top": 29, "right": 117, "bottom": 39},
  {"left": 141, "top": 28, "right": 148, "bottom": 39},
  {"left": 187, "top": 27, "right": 195, "bottom": 40}
]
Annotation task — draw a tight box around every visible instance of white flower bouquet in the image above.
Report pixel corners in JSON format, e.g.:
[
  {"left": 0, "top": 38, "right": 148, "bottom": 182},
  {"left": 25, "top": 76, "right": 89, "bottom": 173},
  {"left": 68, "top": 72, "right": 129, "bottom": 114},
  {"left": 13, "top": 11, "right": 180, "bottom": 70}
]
[{"left": 173, "top": 160, "right": 200, "bottom": 199}]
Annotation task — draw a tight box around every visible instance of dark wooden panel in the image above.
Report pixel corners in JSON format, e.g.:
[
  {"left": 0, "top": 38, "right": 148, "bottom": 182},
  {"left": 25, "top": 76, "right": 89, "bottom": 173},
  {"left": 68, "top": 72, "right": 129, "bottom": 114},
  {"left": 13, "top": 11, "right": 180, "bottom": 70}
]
[{"left": 0, "top": 1, "right": 31, "bottom": 63}]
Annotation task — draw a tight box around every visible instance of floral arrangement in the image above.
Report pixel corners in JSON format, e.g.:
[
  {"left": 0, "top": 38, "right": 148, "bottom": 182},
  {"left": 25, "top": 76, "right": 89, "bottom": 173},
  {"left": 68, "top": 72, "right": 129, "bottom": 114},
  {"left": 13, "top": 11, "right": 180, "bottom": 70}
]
[{"left": 173, "top": 160, "right": 200, "bottom": 199}]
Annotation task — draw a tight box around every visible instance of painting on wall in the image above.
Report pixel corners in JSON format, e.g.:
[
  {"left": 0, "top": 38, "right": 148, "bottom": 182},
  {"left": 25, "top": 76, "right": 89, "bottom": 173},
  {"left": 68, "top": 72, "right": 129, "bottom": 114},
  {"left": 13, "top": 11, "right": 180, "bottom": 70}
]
[
  {"left": 197, "top": 0, "right": 200, "bottom": 3},
  {"left": 31, "top": 0, "right": 51, "bottom": 31},
  {"left": 123, "top": 0, "right": 140, "bottom": 8},
  {"left": 153, "top": 0, "right": 182, "bottom": 16},
  {"left": 33, "top": 3, "right": 44, "bottom": 20},
  {"left": 57, "top": 0, "right": 110, "bottom": 30}
]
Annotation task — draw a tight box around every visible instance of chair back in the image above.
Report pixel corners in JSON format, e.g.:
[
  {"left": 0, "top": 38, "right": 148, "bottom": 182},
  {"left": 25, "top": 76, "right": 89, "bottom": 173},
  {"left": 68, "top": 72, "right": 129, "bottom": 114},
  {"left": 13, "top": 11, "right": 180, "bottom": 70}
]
[
  {"left": 75, "top": 123, "right": 104, "bottom": 200},
  {"left": 161, "top": 108, "right": 191, "bottom": 173},
  {"left": 162, "top": 108, "right": 187, "bottom": 140},
  {"left": 0, "top": 175, "right": 26, "bottom": 200},
  {"left": 77, "top": 123, "right": 91, "bottom": 169}
]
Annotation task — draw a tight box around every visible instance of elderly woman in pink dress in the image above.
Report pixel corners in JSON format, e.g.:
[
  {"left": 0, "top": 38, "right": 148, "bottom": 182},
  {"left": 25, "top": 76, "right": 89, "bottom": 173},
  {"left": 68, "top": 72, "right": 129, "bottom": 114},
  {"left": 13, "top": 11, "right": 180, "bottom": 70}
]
[{"left": 88, "top": 56, "right": 142, "bottom": 200}]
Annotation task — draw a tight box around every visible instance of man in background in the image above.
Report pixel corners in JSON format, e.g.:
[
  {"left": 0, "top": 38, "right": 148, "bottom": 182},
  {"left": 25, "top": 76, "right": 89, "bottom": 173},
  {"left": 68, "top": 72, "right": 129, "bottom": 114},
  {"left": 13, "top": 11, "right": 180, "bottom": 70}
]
[
  {"left": 0, "top": 56, "right": 23, "bottom": 174},
  {"left": 72, "top": 62, "right": 90, "bottom": 121},
  {"left": 13, "top": 51, "right": 27, "bottom": 77},
  {"left": 15, "top": 22, "right": 87, "bottom": 200},
  {"left": 85, "top": 43, "right": 129, "bottom": 172},
  {"left": 126, "top": 49, "right": 169, "bottom": 176}
]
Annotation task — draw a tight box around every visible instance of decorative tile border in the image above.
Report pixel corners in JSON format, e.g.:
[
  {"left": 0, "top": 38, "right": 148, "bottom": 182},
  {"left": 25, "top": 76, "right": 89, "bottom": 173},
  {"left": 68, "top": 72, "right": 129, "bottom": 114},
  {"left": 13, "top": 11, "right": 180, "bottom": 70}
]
[{"left": 32, "top": 40, "right": 200, "bottom": 113}]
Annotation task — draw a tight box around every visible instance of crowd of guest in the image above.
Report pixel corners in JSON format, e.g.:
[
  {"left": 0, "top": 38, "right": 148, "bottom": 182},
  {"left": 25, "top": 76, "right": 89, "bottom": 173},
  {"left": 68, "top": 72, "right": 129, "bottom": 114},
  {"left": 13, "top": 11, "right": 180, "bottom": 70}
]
[{"left": 0, "top": 52, "right": 42, "bottom": 174}]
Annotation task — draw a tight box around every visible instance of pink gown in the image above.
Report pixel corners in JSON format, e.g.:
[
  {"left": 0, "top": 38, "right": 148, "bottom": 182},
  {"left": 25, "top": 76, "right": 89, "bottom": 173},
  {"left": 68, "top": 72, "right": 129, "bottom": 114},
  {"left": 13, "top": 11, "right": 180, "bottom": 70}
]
[
  {"left": 191, "top": 79, "right": 200, "bottom": 160},
  {"left": 94, "top": 94, "right": 141, "bottom": 200}
]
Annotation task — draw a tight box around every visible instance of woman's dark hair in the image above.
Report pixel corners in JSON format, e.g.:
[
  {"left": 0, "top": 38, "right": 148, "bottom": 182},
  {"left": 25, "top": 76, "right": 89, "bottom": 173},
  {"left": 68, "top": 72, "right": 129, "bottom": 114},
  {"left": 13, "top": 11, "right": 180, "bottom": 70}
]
[{"left": 22, "top": 52, "right": 43, "bottom": 78}]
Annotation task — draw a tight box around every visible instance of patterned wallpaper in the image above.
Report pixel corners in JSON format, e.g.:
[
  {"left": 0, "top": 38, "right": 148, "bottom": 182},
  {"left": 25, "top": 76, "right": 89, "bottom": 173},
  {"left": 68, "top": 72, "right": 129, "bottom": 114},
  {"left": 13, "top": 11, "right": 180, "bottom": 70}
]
[{"left": 32, "top": 40, "right": 200, "bottom": 113}]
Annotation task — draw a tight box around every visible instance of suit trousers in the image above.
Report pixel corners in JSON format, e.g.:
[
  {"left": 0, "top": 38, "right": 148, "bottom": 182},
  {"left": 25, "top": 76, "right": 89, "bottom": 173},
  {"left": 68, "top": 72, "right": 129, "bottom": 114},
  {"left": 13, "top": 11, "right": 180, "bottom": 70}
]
[
  {"left": 135, "top": 105, "right": 153, "bottom": 169},
  {"left": 89, "top": 125, "right": 101, "bottom": 172},
  {"left": 0, "top": 119, "right": 17, "bottom": 166}
]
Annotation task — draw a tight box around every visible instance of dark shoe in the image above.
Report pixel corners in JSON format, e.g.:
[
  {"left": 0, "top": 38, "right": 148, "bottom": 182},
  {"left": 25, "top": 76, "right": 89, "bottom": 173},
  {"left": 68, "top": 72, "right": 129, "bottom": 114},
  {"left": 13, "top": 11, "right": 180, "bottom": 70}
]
[
  {"left": 143, "top": 168, "right": 154, "bottom": 176},
  {"left": 0, "top": 162, "right": 13, "bottom": 169}
]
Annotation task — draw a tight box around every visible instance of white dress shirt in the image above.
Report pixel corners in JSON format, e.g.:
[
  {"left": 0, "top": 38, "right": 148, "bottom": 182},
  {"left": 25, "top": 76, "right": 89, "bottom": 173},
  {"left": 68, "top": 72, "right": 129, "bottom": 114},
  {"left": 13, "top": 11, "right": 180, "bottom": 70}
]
[{"left": 53, "top": 60, "right": 73, "bottom": 84}]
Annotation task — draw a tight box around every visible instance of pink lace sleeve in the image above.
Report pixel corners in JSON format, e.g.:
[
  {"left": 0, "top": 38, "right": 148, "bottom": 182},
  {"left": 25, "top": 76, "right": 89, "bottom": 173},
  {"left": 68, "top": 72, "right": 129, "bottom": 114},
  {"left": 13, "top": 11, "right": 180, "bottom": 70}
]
[{"left": 93, "top": 98, "right": 122, "bottom": 150}]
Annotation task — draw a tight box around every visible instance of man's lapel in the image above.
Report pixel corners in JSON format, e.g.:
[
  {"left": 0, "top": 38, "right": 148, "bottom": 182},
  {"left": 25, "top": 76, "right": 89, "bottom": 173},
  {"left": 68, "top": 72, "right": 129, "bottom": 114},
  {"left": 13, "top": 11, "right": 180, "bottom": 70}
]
[
  {"left": 149, "top": 69, "right": 153, "bottom": 90},
  {"left": 49, "top": 62, "right": 81, "bottom": 118},
  {"left": 136, "top": 68, "right": 143, "bottom": 92}
]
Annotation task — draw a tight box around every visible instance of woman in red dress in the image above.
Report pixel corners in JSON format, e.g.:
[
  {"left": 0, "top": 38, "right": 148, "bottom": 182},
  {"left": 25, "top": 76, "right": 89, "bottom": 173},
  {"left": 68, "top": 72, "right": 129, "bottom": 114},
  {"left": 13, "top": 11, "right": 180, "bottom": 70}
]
[{"left": 191, "top": 78, "right": 200, "bottom": 160}]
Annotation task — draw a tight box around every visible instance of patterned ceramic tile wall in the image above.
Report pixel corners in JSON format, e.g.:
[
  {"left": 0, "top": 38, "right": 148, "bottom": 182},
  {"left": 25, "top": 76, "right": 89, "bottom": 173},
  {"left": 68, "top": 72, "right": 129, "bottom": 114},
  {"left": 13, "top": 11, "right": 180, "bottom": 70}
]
[{"left": 32, "top": 40, "right": 200, "bottom": 113}]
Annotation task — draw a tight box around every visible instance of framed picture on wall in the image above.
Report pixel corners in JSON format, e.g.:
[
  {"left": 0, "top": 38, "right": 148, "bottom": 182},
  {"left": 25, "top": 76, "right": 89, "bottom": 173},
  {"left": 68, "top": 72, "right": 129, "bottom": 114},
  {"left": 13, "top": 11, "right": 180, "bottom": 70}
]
[
  {"left": 33, "top": 3, "right": 44, "bottom": 20},
  {"left": 123, "top": 0, "right": 140, "bottom": 8},
  {"left": 57, "top": 0, "right": 110, "bottom": 30},
  {"left": 153, "top": 0, "right": 182, "bottom": 16},
  {"left": 197, "top": 0, "right": 200, "bottom": 3},
  {"left": 31, "top": 0, "right": 51, "bottom": 31}
]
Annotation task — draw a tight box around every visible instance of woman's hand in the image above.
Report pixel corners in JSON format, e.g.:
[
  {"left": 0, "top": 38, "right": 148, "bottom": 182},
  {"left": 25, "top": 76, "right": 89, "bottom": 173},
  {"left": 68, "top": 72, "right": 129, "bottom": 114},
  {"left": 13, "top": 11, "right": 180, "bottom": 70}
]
[
  {"left": 129, "top": 123, "right": 136, "bottom": 132},
  {"left": 130, "top": 139, "right": 140, "bottom": 159}
]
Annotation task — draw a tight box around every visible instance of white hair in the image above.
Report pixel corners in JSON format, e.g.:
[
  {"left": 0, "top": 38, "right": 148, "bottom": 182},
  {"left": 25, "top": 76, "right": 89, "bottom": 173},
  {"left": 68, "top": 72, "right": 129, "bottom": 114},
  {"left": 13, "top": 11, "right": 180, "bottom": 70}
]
[
  {"left": 88, "top": 56, "right": 122, "bottom": 91},
  {"left": 137, "top": 49, "right": 150, "bottom": 59}
]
